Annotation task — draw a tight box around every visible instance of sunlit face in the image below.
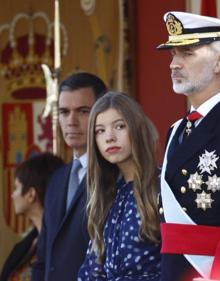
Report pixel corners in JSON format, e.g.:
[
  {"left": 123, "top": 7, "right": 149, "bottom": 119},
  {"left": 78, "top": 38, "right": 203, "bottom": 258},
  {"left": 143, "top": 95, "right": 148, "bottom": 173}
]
[
  {"left": 95, "top": 108, "right": 132, "bottom": 169},
  {"left": 58, "top": 87, "right": 96, "bottom": 157},
  {"left": 11, "top": 178, "right": 30, "bottom": 215},
  {"left": 170, "top": 45, "right": 217, "bottom": 95}
]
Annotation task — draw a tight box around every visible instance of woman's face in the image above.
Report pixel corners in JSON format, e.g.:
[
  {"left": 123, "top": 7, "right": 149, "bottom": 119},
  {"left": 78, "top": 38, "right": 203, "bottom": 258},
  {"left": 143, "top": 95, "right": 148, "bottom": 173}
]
[
  {"left": 95, "top": 108, "right": 132, "bottom": 168},
  {"left": 11, "top": 177, "right": 30, "bottom": 215}
]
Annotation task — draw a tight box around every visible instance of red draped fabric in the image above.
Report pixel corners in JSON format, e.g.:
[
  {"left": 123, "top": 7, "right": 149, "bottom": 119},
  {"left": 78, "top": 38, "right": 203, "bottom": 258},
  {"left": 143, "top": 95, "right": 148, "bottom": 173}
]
[{"left": 201, "top": 0, "right": 217, "bottom": 17}]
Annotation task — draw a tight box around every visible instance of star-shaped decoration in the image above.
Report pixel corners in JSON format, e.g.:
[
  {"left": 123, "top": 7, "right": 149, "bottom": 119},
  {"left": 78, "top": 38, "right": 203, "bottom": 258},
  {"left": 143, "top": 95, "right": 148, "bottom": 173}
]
[
  {"left": 187, "top": 172, "right": 203, "bottom": 192},
  {"left": 206, "top": 175, "right": 220, "bottom": 193},
  {"left": 198, "top": 150, "right": 219, "bottom": 174},
  {"left": 195, "top": 191, "right": 214, "bottom": 211}
]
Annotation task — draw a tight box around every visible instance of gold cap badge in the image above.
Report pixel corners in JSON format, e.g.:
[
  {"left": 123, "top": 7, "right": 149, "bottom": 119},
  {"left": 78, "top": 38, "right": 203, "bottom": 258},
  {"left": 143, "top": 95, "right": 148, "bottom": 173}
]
[{"left": 166, "top": 14, "right": 183, "bottom": 36}]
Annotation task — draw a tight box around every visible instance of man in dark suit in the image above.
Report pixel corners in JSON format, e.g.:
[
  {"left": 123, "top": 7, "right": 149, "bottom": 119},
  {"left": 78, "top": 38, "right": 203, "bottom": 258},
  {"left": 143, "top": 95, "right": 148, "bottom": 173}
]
[
  {"left": 157, "top": 11, "right": 220, "bottom": 281},
  {"left": 32, "top": 73, "right": 107, "bottom": 281}
]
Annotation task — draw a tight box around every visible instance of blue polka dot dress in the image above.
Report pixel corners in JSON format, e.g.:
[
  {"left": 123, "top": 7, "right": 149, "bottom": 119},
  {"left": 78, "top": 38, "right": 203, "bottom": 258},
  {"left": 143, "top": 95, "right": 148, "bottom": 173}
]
[{"left": 78, "top": 178, "right": 161, "bottom": 280}]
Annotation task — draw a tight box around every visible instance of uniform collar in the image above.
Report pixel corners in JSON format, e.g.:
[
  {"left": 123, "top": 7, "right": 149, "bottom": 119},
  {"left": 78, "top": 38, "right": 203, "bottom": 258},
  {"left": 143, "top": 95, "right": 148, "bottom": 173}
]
[{"left": 190, "top": 92, "right": 220, "bottom": 117}]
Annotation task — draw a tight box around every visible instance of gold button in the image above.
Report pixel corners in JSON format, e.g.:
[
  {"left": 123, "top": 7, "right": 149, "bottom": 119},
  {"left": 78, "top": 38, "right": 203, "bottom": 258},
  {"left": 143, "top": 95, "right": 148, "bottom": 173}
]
[
  {"left": 182, "top": 207, "right": 187, "bottom": 212},
  {"left": 182, "top": 169, "right": 188, "bottom": 176},
  {"left": 181, "top": 186, "right": 186, "bottom": 193},
  {"left": 159, "top": 207, "right": 164, "bottom": 214}
]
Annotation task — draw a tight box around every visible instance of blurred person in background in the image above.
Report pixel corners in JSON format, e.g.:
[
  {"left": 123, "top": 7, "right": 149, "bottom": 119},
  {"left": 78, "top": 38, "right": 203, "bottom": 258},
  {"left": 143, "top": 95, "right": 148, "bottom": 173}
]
[{"left": 0, "top": 152, "right": 64, "bottom": 281}]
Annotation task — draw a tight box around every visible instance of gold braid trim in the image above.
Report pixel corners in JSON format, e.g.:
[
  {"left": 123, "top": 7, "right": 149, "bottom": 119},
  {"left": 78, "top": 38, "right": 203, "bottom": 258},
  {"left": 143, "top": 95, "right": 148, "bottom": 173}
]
[{"left": 168, "top": 31, "right": 220, "bottom": 41}]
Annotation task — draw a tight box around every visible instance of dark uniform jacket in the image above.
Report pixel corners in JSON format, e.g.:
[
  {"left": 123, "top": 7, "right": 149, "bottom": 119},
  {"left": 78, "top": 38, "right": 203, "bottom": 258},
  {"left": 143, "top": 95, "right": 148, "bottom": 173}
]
[
  {"left": 160, "top": 101, "right": 220, "bottom": 281},
  {"left": 32, "top": 162, "right": 89, "bottom": 281}
]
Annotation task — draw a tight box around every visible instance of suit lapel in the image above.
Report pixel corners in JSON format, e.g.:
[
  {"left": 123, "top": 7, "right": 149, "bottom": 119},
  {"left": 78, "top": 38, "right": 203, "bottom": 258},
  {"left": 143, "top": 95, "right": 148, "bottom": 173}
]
[
  {"left": 54, "top": 175, "right": 86, "bottom": 238},
  {"left": 51, "top": 163, "right": 72, "bottom": 232},
  {"left": 166, "top": 102, "right": 220, "bottom": 180},
  {"left": 65, "top": 176, "right": 86, "bottom": 216},
  {"left": 167, "top": 117, "right": 187, "bottom": 161}
]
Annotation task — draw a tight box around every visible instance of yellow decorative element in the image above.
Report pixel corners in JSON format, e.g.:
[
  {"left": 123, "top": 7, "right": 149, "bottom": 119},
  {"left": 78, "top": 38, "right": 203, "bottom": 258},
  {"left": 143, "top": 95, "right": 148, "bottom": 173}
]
[
  {"left": 180, "top": 186, "right": 186, "bottom": 194},
  {"left": 0, "top": 11, "right": 68, "bottom": 95},
  {"left": 181, "top": 169, "right": 188, "bottom": 176},
  {"left": 166, "top": 14, "right": 183, "bottom": 36},
  {"left": 54, "top": 0, "right": 61, "bottom": 69},
  {"left": 41, "top": 63, "right": 59, "bottom": 154},
  {"left": 41, "top": 64, "right": 57, "bottom": 118},
  {"left": 169, "top": 31, "right": 220, "bottom": 41},
  {"left": 1, "top": 45, "right": 49, "bottom": 94},
  {"left": 8, "top": 107, "right": 28, "bottom": 164},
  {"left": 159, "top": 39, "right": 200, "bottom": 48}
]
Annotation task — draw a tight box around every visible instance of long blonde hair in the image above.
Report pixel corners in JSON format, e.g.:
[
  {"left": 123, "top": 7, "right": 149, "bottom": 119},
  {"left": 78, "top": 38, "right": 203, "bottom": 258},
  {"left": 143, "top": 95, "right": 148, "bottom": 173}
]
[{"left": 87, "top": 91, "right": 160, "bottom": 261}]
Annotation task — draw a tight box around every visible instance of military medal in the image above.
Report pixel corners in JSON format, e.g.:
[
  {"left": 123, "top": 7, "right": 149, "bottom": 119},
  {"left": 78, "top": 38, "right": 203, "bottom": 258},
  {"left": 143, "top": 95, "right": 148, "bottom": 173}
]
[
  {"left": 198, "top": 150, "right": 219, "bottom": 174},
  {"left": 185, "top": 150, "right": 220, "bottom": 210},
  {"left": 206, "top": 175, "right": 220, "bottom": 193},
  {"left": 187, "top": 172, "right": 203, "bottom": 192},
  {"left": 184, "top": 111, "right": 203, "bottom": 137},
  {"left": 195, "top": 191, "right": 214, "bottom": 211},
  {"left": 185, "top": 120, "right": 193, "bottom": 135}
]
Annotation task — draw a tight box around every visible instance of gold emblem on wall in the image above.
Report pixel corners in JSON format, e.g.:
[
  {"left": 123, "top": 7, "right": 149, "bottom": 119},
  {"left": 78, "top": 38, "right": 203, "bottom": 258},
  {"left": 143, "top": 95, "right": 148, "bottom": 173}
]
[{"left": 0, "top": 11, "right": 68, "bottom": 233}]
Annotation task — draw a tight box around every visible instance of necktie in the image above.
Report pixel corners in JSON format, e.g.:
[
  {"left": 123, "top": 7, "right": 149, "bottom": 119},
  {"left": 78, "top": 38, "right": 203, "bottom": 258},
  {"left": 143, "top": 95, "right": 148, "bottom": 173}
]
[
  {"left": 183, "top": 111, "right": 203, "bottom": 140},
  {"left": 66, "top": 158, "right": 82, "bottom": 210}
]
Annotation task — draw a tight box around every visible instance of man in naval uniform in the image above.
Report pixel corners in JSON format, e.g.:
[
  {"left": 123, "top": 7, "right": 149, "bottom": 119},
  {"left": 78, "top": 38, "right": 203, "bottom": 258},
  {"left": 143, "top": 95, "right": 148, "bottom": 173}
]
[{"left": 158, "top": 11, "right": 220, "bottom": 281}]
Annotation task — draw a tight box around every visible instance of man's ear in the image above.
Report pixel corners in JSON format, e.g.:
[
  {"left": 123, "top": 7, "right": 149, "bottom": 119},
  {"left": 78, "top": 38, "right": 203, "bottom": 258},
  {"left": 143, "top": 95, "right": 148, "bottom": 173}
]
[{"left": 26, "top": 187, "right": 37, "bottom": 203}]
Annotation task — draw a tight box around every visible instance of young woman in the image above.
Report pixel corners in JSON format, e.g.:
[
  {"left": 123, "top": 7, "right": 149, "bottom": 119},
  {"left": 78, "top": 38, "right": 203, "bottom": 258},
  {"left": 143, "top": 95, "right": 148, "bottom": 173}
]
[
  {"left": 78, "top": 91, "right": 161, "bottom": 280},
  {"left": 0, "top": 153, "right": 64, "bottom": 281}
]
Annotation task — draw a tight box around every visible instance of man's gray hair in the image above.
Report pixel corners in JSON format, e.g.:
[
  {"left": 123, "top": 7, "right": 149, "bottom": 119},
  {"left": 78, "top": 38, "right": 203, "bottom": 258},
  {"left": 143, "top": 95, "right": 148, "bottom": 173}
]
[{"left": 210, "top": 40, "right": 220, "bottom": 53}]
